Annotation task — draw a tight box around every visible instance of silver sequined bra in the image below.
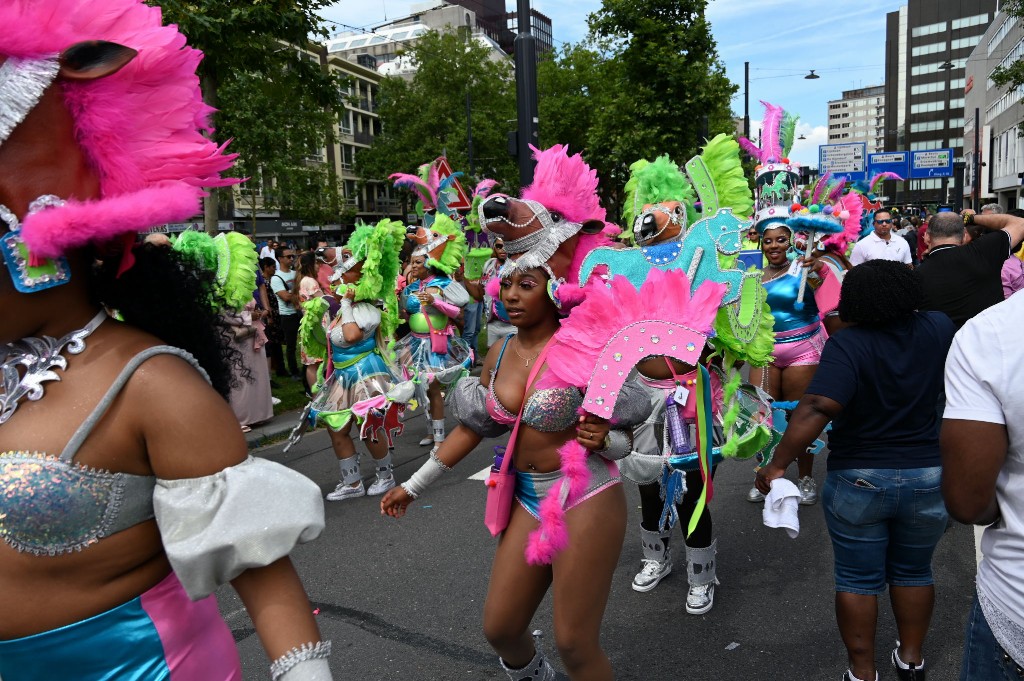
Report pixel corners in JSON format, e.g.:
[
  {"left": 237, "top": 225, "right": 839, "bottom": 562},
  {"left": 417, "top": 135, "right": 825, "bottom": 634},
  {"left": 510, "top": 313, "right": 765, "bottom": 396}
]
[{"left": 0, "top": 346, "right": 207, "bottom": 556}]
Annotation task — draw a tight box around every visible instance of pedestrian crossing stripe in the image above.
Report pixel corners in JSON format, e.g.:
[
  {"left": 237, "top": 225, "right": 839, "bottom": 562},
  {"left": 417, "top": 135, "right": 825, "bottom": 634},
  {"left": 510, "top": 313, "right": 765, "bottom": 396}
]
[{"left": 468, "top": 466, "right": 490, "bottom": 481}]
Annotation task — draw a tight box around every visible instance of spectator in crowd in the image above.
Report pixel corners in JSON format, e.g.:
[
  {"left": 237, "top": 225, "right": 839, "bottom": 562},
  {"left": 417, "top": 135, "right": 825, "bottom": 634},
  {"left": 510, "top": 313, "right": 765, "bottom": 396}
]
[
  {"left": 297, "top": 252, "right": 325, "bottom": 394},
  {"left": 270, "top": 247, "right": 301, "bottom": 379},
  {"left": 918, "top": 211, "right": 1024, "bottom": 329},
  {"left": 259, "top": 239, "right": 279, "bottom": 269},
  {"left": 259, "top": 257, "right": 285, "bottom": 378},
  {"left": 757, "top": 260, "right": 955, "bottom": 681},
  {"left": 314, "top": 239, "right": 335, "bottom": 294},
  {"left": 458, "top": 263, "right": 483, "bottom": 365},
  {"left": 224, "top": 299, "right": 274, "bottom": 432},
  {"left": 850, "top": 209, "right": 913, "bottom": 266},
  {"left": 942, "top": 290, "right": 1024, "bottom": 680},
  {"left": 981, "top": 203, "right": 1004, "bottom": 215},
  {"left": 742, "top": 225, "right": 761, "bottom": 251}
]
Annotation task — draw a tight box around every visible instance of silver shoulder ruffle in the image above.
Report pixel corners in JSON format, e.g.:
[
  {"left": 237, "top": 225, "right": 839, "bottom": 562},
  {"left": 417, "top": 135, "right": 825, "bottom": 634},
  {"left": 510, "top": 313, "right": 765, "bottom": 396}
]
[
  {"left": 154, "top": 456, "right": 325, "bottom": 600},
  {"left": 449, "top": 375, "right": 510, "bottom": 438}
]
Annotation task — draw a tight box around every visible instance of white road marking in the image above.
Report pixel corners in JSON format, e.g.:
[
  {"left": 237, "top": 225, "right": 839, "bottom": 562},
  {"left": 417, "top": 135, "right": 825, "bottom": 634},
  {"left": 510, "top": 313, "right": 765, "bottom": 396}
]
[{"left": 468, "top": 466, "right": 491, "bottom": 481}]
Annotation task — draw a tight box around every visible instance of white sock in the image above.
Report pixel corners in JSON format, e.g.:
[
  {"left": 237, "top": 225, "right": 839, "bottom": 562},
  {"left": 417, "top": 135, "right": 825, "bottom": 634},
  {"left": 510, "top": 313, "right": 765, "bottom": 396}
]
[
  {"left": 846, "top": 671, "right": 878, "bottom": 681},
  {"left": 893, "top": 648, "right": 922, "bottom": 670}
]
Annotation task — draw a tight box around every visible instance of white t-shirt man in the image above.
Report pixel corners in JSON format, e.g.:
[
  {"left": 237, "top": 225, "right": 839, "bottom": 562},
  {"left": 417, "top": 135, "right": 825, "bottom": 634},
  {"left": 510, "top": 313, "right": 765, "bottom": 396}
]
[
  {"left": 944, "top": 291, "right": 1024, "bottom": 666},
  {"left": 849, "top": 230, "right": 912, "bottom": 266},
  {"left": 270, "top": 269, "right": 298, "bottom": 315}
]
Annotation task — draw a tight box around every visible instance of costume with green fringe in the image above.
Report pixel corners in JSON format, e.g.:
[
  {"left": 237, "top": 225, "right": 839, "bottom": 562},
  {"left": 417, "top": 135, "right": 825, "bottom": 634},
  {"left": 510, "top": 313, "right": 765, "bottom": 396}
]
[
  {"left": 287, "top": 220, "right": 408, "bottom": 446},
  {"left": 394, "top": 214, "right": 473, "bottom": 387},
  {"left": 592, "top": 135, "right": 776, "bottom": 535},
  {"left": 171, "top": 231, "right": 259, "bottom": 312}
]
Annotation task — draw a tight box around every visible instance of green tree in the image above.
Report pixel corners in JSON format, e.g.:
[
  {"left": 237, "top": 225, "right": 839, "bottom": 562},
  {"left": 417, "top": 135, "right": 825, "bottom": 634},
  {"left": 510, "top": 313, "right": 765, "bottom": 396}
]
[
  {"left": 356, "top": 30, "right": 520, "bottom": 198},
  {"left": 532, "top": 0, "right": 736, "bottom": 217},
  {"left": 149, "top": 1, "right": 346, "bottom": 233}
]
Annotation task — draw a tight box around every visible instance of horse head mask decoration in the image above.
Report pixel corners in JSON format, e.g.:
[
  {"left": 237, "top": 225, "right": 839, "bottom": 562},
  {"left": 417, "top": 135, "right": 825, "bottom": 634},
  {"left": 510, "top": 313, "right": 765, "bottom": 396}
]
[
  {"left": 0, "top": 0, "right": 237, "bottom": 293},
  {"left": 478, "top": 144, "right": 610, "bottom": 311}
]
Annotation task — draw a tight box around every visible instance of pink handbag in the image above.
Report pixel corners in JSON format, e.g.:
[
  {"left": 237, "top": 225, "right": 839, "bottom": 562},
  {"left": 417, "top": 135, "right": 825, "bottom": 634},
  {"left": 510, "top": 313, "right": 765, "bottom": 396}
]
[{"left": 484, "top": 342, "right": 552, "bottom": 536}]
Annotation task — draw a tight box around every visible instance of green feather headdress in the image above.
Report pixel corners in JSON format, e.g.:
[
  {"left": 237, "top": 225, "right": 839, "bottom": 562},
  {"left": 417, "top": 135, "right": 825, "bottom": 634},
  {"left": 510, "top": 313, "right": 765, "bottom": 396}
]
[
  {"left": 171, "top": 230, "right": 258, "bottom": 312},
  {"left": 422, "top": 213, "right": 467, "bottom": 275},
  {"left": 780, "top": 112, "right": 800, "bottom": 158},
  {"left": 700, "top": 134, "right": 754, "bottom": 220},
  {"left": 346, "top": 218, "right": 405, "bottom": 340},
  {"left": 621, "top": 156, "right": 698, "bottom": 243}
]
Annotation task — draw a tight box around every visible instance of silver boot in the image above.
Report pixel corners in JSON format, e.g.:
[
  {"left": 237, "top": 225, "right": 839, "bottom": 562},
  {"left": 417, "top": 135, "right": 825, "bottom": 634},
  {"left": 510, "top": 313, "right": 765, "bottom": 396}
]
[
  {"left": 685, "top": 538, "right": 718, "bottom": 615},
  {"left": 499, "top": 635, "right": 557, "bottom": 681},
  {"left": 632, "top": 527, "right": 672, "bottom": 592}
]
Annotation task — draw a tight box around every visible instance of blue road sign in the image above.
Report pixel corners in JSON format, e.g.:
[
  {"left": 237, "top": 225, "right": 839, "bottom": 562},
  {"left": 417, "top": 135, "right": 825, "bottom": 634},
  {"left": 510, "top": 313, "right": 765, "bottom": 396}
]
[
  {"left": 819, "top": 143, "right": 867, "bottom": 181},
  {"left": 909, "top": 149, "right": 954, "bottom": 178},
  {"left": 867, "top": 151, "right": 910, "bottom": 179}
]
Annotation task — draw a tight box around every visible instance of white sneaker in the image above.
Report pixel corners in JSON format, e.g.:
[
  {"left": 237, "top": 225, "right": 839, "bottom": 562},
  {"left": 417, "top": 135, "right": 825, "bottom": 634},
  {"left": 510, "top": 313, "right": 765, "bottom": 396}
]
[
  {"left": 798, "top": 476, "right": 818, "bottom": 506},
  {"left": 366, "top": 475, "right": 396, "bottom": 496},
  {"left": 686, "top": 582, "right": 715, "bottom": 615},
  {"left": 747, "top": 486, "right": 765, "bottom": 503},
  {"left": 632, "top": 559, "right": 672, "bottom": 592},
  {"left": 418, "top": 435, "right": 434, "bottom": 446},
  {"left": 326, "top": 480, "right": 365, "bottom": 501}
]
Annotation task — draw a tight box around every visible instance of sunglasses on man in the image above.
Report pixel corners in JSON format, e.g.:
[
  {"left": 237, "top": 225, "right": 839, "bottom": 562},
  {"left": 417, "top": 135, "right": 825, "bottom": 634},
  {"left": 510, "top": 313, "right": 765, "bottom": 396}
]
[{"left": 874, "top": 218, "right": 894, "bottom": 224}]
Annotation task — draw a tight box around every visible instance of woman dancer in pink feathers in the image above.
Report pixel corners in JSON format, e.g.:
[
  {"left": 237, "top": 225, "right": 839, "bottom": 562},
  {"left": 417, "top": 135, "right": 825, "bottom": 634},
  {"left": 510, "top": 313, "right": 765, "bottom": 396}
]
[
  {"left": 0, "top": 2, "right": 330, "bottom": 678},
  {"left": 383, "top": 146, "right": 651, "bottom": 681}
]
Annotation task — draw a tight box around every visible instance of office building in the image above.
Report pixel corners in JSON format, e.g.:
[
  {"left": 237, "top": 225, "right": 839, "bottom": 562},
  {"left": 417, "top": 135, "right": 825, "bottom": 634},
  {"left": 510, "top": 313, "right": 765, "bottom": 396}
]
[
  {"left": 827, "top": 85, "right": 886, "bottom": 154},
  {"left": 964, "top": 10, "right": 1024, "bottom": 209},
  {"left": 884, "top": 0, "right": 996, "bottom": 205}
]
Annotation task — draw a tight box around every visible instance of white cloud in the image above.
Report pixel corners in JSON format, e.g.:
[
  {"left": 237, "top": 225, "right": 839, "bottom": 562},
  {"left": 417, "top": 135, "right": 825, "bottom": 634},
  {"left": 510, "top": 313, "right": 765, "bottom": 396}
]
[{"left": 789, "top": 124, "right": 828, "bottom": 167}]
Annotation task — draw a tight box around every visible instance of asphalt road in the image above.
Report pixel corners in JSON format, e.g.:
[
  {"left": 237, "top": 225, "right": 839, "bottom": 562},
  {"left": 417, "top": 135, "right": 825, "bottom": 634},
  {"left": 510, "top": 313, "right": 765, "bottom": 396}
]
[{"left": 218, "top": 413, "right": 977, "bottom": 681}]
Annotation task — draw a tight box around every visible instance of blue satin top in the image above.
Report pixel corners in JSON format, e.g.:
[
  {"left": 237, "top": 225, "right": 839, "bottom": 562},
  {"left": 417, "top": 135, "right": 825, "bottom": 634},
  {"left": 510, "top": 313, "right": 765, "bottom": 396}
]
[
  {"left": 331, "top": 335, "right": 377, "bottom": 365},
  {"left": 764, "top": 272, "right": 820, "bottom": 334}
]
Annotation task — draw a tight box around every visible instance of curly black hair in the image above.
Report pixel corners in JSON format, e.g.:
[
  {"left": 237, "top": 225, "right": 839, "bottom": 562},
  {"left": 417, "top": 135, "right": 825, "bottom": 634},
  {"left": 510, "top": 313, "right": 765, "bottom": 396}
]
[
  {"left": 838, "top": 259, "right": 923, "bottom": 326},
  {"left": 90, "top": 243, "right": 243, "bottom": 398}
]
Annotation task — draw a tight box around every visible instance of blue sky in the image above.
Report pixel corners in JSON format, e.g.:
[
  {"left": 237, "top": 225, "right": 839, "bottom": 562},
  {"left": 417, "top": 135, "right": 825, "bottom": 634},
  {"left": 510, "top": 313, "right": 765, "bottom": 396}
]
[{"left": 323, "top": 0, "right": 904, "bottom": 165}]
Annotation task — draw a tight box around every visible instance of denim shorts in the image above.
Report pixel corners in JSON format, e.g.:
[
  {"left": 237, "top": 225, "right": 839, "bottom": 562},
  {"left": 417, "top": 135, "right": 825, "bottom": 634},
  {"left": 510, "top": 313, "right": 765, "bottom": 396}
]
[
  {"left": 822, "top": 467, "right": 948, "bottom": 595},
  {"left": 960, "top": 592, "right": 1024, "bottom": 680}
]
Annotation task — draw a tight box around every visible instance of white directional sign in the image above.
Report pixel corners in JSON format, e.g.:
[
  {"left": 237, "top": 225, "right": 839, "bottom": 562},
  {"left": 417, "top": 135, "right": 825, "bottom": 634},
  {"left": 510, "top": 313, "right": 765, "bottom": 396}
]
[{"left": 819, "top": 143, "right": 867, "bottom": 180}]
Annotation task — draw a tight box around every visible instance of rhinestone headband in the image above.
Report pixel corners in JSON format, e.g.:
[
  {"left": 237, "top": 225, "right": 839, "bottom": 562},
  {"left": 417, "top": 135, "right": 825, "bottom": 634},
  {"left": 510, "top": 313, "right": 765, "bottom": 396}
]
[
  {"left": 0, "top": 57, "right": 60, "bottom": 148},
  {"left": 329, "top": 255, "right": 359, "bottom": 282}
]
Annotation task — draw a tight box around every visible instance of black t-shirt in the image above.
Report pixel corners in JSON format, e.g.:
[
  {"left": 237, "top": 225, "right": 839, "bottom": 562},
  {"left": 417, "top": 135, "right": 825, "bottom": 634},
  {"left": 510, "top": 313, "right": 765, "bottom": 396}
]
[
  {"left": 918, "top": 230, "right": 1012, "bottom": 328},
  {"left": 806, "top": 312, "right": 955, "bottom": 471}
]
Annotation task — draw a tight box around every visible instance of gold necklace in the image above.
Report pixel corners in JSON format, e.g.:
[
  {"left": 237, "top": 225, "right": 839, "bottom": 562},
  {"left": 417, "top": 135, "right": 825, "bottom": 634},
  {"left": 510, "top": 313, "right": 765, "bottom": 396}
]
[{"left": 513, "top": 337, "right": 541, "bottom": 367}]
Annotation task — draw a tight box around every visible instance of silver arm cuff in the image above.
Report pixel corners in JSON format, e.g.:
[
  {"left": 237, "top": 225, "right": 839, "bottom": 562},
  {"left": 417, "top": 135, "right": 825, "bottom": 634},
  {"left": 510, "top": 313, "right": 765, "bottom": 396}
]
[
  {"left": 401, "top": 453, "right": 450, "bottom": 499},
  {"left": 596, "top": 429, "right": 633, "bottom": 461},
  {"left": 270, "top": 641, "right": 333, "bottom": 681}
]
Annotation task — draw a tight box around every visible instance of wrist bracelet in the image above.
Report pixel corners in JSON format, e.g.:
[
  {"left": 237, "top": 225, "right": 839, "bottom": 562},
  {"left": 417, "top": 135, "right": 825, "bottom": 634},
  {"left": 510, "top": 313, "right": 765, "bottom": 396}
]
[
  {"left": 596, "top": 429, "right": 633, "bottom": 461},
  {"left": 270, "top": 641, "right": 332, "bottom": 681}
]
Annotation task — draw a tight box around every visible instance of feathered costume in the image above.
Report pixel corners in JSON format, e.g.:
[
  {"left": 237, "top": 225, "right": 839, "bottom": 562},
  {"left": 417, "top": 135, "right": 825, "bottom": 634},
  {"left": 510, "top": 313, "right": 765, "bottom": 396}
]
[
  {"left": 578, "top": 136, "right": 776, "bottom": 535},
  {"left": 287, "top": 219, "right": 407, "bottom": 450},
  {"left": 393, "top": 213, "right": 474, "bottom": 386}
]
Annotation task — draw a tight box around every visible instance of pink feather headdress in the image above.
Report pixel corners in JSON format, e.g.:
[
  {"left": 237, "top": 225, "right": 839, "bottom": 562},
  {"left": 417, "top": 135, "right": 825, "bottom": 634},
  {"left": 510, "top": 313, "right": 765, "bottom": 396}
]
[
  {"left": 739, "top": 101, "right": 785, "bottom": 164},
  {"left": 522, "top": 144, "right": 607, "bottom": 225},
  {"left": 3, "top": 0, "right": 238, "bottom": 259},
  {"left": 523, "top": 269, "right": 725, "bottom": 564},
  {"left": 821, "top": 192, "right": 865, "bottom": 253}
]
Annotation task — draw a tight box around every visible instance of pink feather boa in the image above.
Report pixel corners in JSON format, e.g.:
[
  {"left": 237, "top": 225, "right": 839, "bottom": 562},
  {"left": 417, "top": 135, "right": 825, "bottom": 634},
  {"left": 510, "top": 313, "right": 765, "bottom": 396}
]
[{"left": 524, "top": 438, "right": 590, "bottom": 565}]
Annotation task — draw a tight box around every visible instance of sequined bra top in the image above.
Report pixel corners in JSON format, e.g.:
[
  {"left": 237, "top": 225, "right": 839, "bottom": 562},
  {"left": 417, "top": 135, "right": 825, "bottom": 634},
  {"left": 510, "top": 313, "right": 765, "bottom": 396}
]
[
  {"left": 485, "top": 335, "right": 582, "bottom": 432},
  {"left": 0, "top": 346, "right": 206, "bottom": 556}
]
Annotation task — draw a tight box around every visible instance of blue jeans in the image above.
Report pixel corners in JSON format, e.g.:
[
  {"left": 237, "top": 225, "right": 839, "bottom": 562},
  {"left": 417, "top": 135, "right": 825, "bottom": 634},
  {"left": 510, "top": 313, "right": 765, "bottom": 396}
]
[
  {"left": 822, "top": 467, "right": 947, "bottom": 595},
  {"left": 961, "top": 593, "right": 1024, "bottom": 679},
  {"left": 462, "top": 300, "right": 482, "bottom": 359}
]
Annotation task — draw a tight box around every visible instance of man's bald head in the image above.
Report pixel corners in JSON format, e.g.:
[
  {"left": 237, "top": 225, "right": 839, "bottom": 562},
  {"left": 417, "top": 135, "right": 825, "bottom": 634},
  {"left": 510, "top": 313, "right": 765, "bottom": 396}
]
[{"left": 927, "top": 213, "right": 966, "bottom": 244}]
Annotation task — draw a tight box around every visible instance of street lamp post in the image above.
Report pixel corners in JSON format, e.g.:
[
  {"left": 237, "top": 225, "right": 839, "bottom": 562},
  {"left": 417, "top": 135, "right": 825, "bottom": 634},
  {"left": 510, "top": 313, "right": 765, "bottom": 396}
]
[
  {"left": 514, "top": 0, "right": 539, "bottom": 187},
  {"left": 743, "top": 61, "right": 750, "bottom": 140}
]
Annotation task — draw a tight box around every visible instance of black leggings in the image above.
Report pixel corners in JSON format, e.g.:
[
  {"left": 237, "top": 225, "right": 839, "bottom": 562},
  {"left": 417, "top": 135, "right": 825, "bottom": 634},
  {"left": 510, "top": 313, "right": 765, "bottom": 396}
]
[
  {"left": 279, "top": 312, "right": 301, "bottom": 377},
  {"left": 639, "top": 466, "right": 717, "bottom": 550}
]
